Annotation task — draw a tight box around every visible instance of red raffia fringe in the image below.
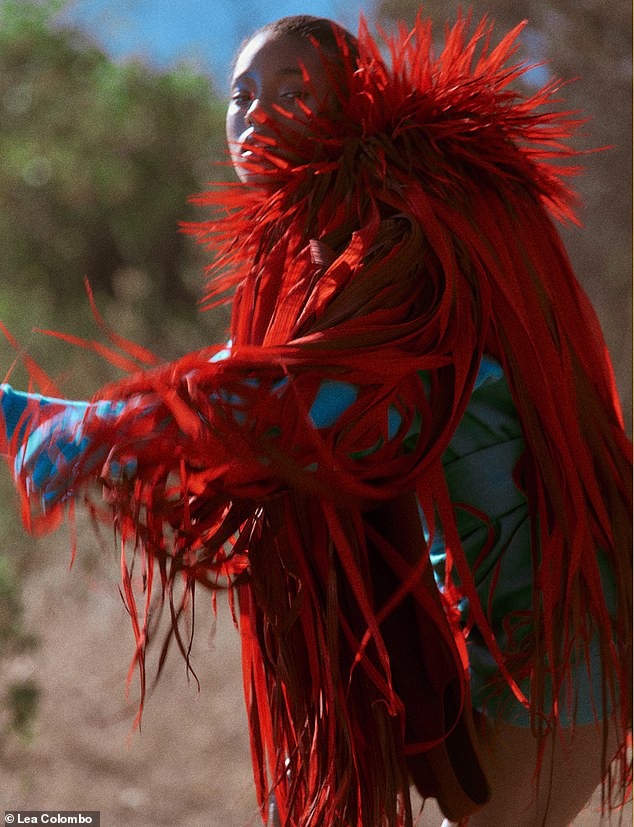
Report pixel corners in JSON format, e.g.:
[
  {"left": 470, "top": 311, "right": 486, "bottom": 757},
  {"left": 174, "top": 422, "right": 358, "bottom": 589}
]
[{"left": 4, "top": 13, "right": 632, "bottom": 826}]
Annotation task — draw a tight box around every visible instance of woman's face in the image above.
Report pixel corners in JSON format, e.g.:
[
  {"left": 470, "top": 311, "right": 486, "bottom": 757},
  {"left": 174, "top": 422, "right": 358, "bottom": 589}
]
[{"left": 226, "top": 30, "right": 333, "bottom": 185}]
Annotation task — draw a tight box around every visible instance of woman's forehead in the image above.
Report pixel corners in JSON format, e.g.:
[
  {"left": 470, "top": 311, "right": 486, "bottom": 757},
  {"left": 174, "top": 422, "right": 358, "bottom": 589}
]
[{"left": 231, "top": 30, "right": 326, "bottom": 84}]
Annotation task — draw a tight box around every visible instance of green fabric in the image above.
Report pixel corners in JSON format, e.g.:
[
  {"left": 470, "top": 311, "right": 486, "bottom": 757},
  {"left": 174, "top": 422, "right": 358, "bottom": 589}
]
[{"left": 431, "top": 357, "right": 616, "bottom": 726}]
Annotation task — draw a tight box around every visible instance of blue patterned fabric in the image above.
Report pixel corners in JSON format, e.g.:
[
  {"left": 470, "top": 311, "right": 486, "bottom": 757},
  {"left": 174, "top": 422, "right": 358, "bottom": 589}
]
[
  {"left": 1, "top": 384, "right": 125, "bottom": 506},
  {"left": 1, "top": 384, "right": 60, "bottom": 442}
]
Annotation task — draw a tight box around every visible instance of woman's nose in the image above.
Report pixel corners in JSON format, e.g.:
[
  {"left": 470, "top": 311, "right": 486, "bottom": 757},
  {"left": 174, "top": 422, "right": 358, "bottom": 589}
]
[{"left": 246, "top": 98, "right": 268, "bottom": 127}]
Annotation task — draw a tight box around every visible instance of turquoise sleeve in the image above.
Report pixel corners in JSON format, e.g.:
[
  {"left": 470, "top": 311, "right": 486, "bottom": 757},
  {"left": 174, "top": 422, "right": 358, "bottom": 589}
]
[
  {"left": 0, "top": 384, "right": 126, "bottom": 506},
  {"left": 1, "top": 384, "right": 89, "bottom": 443}
]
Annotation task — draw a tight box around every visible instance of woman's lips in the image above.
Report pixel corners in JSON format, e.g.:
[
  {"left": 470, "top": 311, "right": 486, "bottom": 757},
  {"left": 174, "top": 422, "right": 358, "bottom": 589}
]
[
  {"left": 238, "top": 128, "right": 273, "bottom": 156},
  {"left": 241, "top": 139, "right": 272, "bottom": 157}
]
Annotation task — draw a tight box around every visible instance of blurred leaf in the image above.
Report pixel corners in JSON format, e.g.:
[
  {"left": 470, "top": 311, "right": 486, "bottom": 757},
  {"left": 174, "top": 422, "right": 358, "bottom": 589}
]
[{"left": 7, "top": 678, "right": 39, "bottom": 739}]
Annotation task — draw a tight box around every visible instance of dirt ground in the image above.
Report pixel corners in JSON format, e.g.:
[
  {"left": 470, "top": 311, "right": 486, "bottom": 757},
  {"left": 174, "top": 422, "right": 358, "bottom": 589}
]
[{"left": 1, "top": 523, "right": 631, "bottom": 827}]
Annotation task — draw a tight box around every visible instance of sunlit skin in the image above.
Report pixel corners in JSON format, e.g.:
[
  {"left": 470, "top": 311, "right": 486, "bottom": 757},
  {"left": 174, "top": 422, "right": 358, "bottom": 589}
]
[{"left": 226, "top": 31, "right": 334, "bottom": 185}]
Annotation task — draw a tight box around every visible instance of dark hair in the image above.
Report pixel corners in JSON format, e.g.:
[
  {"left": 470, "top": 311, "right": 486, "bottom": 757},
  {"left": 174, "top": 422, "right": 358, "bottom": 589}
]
[{"left": 232, "top": 15, "right": 359, "bottom": 74}]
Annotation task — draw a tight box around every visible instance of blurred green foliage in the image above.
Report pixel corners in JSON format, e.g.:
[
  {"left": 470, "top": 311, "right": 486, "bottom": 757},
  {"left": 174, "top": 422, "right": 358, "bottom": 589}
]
[
  {"left": 0, "top": 0, "right": 231, "bottom": 394},
  {"left": 0, "top": 0, "right": 231, "bottom": 745},
  {"left": 7, "top": 678, "right": 39, "bottom": 739},
  {"left": 0, "top": 534, "right": 39, "bottom": 746}
]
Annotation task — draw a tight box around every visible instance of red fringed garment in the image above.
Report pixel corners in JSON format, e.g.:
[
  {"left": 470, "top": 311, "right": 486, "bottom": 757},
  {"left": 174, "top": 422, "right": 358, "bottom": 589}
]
[{"left": 6, "top": 15, "right": 632, "bottom": 826}]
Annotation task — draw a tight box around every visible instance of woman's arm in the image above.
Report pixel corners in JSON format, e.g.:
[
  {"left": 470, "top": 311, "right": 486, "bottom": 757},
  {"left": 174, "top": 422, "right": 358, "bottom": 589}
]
[
  {"left": 0, "top": 383, "right": 131, "bottom": 511},
  {"left": 2, "top": 352, "right": 499, "bottom": 520},
  {"left": 0, "top": 345, "right": 441, "bottom": 530}
]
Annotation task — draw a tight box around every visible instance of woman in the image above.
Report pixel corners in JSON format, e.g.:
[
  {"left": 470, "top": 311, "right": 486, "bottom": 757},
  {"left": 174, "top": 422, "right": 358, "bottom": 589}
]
[{"left": 1, "top": 14, "right": 631, "bottom": 826}]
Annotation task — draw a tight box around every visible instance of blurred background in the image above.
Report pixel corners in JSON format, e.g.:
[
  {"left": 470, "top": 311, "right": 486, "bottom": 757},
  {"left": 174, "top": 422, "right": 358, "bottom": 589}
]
[{"left": 0, "top": 1, "right": 630, "bottom": 824}]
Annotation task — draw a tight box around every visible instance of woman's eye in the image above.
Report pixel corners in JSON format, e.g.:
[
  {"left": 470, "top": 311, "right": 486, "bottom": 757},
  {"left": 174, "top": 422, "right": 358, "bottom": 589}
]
[
  {"left": 231, "top": 90, "right": 252, "bottom": 106},
  {"left": 280, "top": 90, "right": 303, "bottom": 102}
]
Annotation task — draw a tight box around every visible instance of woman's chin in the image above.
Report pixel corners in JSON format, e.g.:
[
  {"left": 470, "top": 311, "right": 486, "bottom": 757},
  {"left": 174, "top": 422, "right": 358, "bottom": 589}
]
[
  {"left": 232, "top": 151, "right": 297, "bottom": 188},
  {"left": 237, "top": 169, "right": 281, "bottom": 188},
  {"left": 233, "top": 160, "right": 280, "bottom": 189}
]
